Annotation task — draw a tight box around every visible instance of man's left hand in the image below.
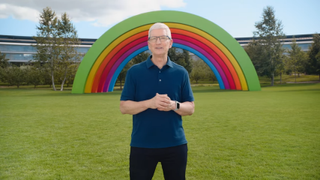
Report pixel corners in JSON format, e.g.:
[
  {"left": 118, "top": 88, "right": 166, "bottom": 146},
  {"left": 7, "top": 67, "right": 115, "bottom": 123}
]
[{"left": 157, "top": 95, "right": 175, "bottom": 111}]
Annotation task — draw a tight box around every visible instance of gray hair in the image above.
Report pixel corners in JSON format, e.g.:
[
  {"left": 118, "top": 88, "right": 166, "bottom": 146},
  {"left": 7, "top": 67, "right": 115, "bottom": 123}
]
[{"left": 148, "top": 23, "right": 172, "bottom": 39}]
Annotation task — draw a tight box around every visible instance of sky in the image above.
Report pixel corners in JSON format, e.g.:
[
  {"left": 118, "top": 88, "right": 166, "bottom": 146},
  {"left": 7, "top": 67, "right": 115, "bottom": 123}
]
[{"left": 0, "top": 0, "right": 319, "bottom": 39}]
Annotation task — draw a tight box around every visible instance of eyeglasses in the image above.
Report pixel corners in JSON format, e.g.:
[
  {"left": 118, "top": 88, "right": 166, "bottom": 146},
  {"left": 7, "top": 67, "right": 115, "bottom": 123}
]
[{"left": 148, "top": 35, "right": 171, "bottom": 43}]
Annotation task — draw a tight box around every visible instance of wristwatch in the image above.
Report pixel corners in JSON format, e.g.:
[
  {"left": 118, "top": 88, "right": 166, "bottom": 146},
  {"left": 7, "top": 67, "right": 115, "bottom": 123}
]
[{"left": 174, "top": 101, "right": 180, "bottom": 111}]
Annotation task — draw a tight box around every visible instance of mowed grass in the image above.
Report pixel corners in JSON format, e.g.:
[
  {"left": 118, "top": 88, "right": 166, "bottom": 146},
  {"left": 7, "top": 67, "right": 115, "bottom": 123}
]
[{"left": 0, "top": 83, "right": 319, "bottom": 179}]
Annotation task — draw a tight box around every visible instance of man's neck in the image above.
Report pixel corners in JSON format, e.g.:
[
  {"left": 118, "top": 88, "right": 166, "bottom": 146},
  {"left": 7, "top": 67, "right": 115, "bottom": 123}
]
[{"left": 151, "top": 55, "right": 167, "bottom": 69}]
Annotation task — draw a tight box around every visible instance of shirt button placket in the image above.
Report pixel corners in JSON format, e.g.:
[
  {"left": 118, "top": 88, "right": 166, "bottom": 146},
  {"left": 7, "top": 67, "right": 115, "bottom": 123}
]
[{"left": 159, "top": 70, "right": 162, "bottom": 83}]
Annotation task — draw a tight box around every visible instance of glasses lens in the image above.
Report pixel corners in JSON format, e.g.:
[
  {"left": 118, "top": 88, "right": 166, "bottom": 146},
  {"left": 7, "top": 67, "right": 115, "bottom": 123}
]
[
  {"left": 149, "top": 36, "right": 169, "bottom": 42},
  {"left": 160, "top": 36, "right": 167, "bottom": 41}
]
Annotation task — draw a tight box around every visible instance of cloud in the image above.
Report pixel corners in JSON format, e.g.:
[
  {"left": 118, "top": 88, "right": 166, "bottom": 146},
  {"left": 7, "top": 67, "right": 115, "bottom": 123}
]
[
  {"left": 0, "top": 0, "right": 186, "bottom": 26},
  {"left": 0, "top": 4, "right": 39, "bottom": 21}
]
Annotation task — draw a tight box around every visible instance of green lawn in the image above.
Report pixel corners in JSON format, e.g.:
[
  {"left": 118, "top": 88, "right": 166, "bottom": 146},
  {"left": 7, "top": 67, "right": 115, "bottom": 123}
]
[{"left": 0, "top": 83, "right": 319, "bottom": 179}]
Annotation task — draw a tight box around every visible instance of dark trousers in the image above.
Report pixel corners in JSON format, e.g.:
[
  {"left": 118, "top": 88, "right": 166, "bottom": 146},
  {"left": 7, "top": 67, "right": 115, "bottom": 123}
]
[{"left": 130, "top": 144, "right": 188, "bottom": 180}]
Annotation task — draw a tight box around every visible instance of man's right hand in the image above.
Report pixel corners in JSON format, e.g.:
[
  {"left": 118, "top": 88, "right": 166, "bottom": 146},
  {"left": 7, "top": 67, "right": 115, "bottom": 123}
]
[{"left": 149, "top": 93, "right": 172, "bottom": 110}]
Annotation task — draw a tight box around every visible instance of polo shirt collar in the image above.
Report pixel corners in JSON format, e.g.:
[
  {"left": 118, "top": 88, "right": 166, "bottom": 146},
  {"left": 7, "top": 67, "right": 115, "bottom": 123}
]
[{"left": 146, "top": 55, "right": 173, "bottom": 69}]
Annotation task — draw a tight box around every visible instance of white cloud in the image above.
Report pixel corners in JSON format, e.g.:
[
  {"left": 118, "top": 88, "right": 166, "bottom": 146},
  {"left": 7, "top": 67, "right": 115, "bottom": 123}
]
[
  {"left": 0, "top": 0, "right": 186, "bottom": 26},
  {"left": 0, "top": 4, "right": 39, "bottom": 22}
]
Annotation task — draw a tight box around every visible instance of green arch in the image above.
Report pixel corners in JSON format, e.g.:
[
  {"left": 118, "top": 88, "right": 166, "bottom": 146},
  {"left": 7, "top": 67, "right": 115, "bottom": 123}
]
[{"left": 72, "top": 10, "right": 260, "bottom": 93}]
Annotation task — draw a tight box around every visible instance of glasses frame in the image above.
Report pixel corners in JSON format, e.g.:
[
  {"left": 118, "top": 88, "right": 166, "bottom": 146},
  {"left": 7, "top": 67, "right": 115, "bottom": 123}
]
[{"left": 148, "top": 35, "right": 171, "bottom": 43}]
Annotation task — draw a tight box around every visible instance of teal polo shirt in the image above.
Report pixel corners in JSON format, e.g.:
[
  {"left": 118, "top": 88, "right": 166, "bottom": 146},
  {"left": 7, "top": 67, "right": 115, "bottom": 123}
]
[{"left": 120, "top": 56, "right": 194, "bottom": 148}]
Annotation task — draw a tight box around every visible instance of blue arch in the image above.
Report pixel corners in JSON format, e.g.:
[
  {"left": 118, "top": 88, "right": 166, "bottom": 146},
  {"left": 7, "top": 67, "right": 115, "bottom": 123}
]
[{"left": 108, "top": 44, "right": 225, "bottom": 92}]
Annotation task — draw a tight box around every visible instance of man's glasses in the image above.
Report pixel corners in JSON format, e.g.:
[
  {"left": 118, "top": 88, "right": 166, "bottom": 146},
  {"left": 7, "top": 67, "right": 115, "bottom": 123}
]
[{"left": 148, "top": 35, "right": 171, "bottom": 43}]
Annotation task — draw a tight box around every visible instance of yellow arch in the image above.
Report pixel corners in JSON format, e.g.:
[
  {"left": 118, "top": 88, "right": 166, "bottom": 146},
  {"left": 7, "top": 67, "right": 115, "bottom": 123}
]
[{"left": 85, "top": 23, "right": 248, "bottom": 92}]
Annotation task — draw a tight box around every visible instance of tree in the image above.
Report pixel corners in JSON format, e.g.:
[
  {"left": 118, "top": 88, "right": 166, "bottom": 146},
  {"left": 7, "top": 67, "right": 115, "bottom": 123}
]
[
  {"left": 26, "top": 66, "right": 43, "bottom": 88},
  {"left": 287, "top": 39, "right": 308, "bottom": 82},
  {"left": 3, "top": 65, "right": 26, "bottom": 88},
  {"left": 132, "top": 51, "right": 150, "bottom": 64},
  {"left": 274, "top": 44, "right": 286, "bottom": 84},
  {"left": 66, "top": 63, "right": 80, "bottom": 87},
  {"left": 33, "top": 7, "right": 81, "bottom": 91},
  {"left": 168, "top": 47, "right": 193, "bottom": 74},
  {"left": 245, "top": 39, "right": 267, "bottom": 76},
  {"left": 56, "top": 13, "right": 81, "bottom": 91},
  {"left": 306, "top": 34, "right": 320, "bottom": 80},
  {"left": 0, "top": 51, "right": 10, "bottom": 83},
  {"left": 279, "top": 55, "right": 290, "bottom": 84},
  {"left": 182, "top": 49, "right": 192, "bottom": 74},
  {"left": 205, "top": 64, "right": 217, "bottom": 83},
  {"left": 0, "top": 51, "right": 9, "bottom": 68},
  {"left": 117, "top": 61, "right": 133, "bottom": 90},
  {"left": 253, "top": 6, "right": 286, "bottom": 86},
  {"left": 33, "top": 7, "right": 59, "bottom": 90},
  {"left": 190, "top": 60, "right": 207, "bottom": 84},
  {"left": 0, "top": 68, "right": 5, "bottom": 83},
  {"left": 41, "top": 64, "right": 52, "bottom": 87}
]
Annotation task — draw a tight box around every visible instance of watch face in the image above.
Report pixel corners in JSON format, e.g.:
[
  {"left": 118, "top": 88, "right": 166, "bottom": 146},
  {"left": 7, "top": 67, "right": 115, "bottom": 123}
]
[{"left": 177, "top": 102, "right": 180, "bottom": 109}]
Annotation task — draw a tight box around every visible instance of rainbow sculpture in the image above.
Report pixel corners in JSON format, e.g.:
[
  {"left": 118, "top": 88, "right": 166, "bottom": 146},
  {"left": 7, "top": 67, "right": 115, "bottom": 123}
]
[{"left": 72, "top": 11, "right": 261, "bottom": 93}]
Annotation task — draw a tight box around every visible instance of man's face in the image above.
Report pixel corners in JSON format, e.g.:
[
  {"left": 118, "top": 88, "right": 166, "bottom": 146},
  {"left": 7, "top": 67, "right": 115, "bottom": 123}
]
[{"left": 148, "top": 28, "right": 173, "bottom": 57}]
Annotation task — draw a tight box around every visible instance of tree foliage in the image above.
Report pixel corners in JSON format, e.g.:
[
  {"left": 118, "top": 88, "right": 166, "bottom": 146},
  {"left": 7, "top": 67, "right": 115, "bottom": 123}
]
[
  {"left": 286, "top": 39, "right": 308, "bottom": 82},
  {"left": 33, "top": 7, "right": 81, "bottom": 91},
  {"left": 66, "top": 63, "right": 80, "bottom": 87},
  {"left": 245, "top": 39, "right": 267, "bottom": 76},
  {"left": 0, "top": 51, "right": 9, "bottom": 68},
  {"left": 190, "top": 60, "right": 208, "bottom": 84},
  {"left": 168, "top": 48, "right": 192, "bottom": 74},
  {"left": 26, "top": 66, "right": 43, "bottom": 88},
  {"left": 0, "top": 51, "right": 10, "bottom": 83},
  {"left": 205, "top": 64, "right": 217, "bottom": 83},
  {"left": 2, "top": 65, "right": 26, "bottom": 88},
  {"left": 132, "top": 51, "right": 150, "bottom": 64},
  {"left": 247, "top": 6, "right": 286, "bottom": 86},
  {"left": 306, "top": 34, "right": 320, "bottom": 80},
  {"left": 117, "top": 61, "right": 134, "bottom": 90}
]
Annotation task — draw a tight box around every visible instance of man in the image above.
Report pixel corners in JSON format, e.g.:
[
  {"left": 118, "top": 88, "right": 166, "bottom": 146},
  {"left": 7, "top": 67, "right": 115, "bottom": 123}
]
[{"left": 120, "top": 22, "right": 195, "bottom": 180}]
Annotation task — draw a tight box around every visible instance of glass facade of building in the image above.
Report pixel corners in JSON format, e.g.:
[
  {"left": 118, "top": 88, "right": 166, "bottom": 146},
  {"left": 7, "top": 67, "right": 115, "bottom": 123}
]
[
  {"left": 0, "top": 35, "right": 94, "bottom": 64},
  {"left": 0, "top": 34, "right": 315, "bottom": 64},
  {"left": 235, "top": 34, "right": 314, "bottom": 52}
]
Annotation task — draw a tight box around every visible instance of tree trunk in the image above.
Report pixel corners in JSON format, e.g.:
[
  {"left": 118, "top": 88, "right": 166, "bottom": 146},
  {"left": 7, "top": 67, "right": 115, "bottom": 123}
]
[
  {"left": 60, "top": 78, "right": 66, "bottom": 91},
  {"left": 271, "top": 73, "right": 274, "bottom": 86},
  {"left": 280, "top": 73, "right": 282, "bottom": 84},
  {"left": 51, "top": 71, "right": 56, "bottom": 91},
  {"left": 120, "top": 80, "right": 122, "bottom": 90},
  {"left": 60, "top": 67, "right": 68, "bottom": 91}
]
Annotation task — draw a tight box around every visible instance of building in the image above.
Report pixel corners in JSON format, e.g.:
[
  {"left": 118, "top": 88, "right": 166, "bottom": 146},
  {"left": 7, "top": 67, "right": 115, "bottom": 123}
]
[
  {"left": 235, "top": 34, "right": 314, "bottom": 51},
  {"left": 0, "top": 35, "right": 95, "bottom": 65},
  {"left": 0, "top": 34, "right": 315, "bottom": 65}
]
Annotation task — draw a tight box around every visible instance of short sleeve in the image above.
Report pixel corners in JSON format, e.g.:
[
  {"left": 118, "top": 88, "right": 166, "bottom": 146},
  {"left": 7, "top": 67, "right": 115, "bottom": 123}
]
[
  {"left": 181, "top": 70, "right": 194, "bottom": 102},
  {"left": 120, "top": 68, "right": 135, "bottom": 101}
]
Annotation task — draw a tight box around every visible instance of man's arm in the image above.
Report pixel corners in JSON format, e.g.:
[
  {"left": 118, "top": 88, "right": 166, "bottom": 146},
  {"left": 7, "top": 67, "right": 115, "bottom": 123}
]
[
  {"left": 157, "top": 100, "right": 194, "bottom": 116},
  {"left": 120, "top": 93, "right": 171, "bottom": 115},
  {"left": 173, "top": 101, "right": 195, "bottom": 116},
  {"left": 120, "top": 100, "right": 150, "bottom": 115},
  {"left": 120, "top": 93, "right": 194, "bottom": 116}
]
